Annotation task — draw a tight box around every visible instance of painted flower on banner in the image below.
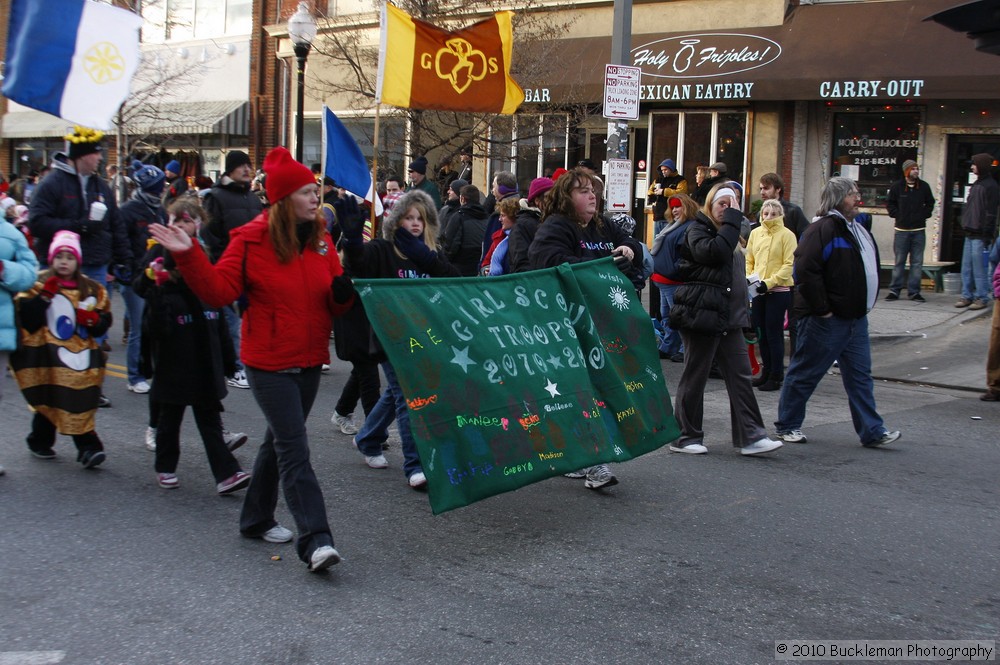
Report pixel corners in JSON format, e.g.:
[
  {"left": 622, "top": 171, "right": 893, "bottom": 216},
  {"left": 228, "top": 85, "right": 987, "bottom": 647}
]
[{"left": 609, "top": 285, "right": 630, "bottom": 311}]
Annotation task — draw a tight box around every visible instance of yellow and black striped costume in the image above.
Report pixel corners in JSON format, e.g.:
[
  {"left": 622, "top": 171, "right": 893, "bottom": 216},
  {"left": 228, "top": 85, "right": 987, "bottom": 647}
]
[{"left": 10, "top": 278, "right": 109, "bottom": 435}]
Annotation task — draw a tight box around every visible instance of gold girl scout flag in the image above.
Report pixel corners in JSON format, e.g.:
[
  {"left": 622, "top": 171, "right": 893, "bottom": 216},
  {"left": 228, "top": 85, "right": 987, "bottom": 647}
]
[
  {"left": 355, "top": 259, "right": 679, "bottom": 514},
  {"left": 376, "top": 3, "right": 524, "bottom": 114},
  {"left": 2, "top": 0, "right": 143, "bottom": 130}
]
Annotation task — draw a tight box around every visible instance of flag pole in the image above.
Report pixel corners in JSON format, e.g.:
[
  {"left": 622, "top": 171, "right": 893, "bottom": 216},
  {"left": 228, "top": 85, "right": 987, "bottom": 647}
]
[{"left": 369, "top": 103, "right": 382, "bottom": 238}]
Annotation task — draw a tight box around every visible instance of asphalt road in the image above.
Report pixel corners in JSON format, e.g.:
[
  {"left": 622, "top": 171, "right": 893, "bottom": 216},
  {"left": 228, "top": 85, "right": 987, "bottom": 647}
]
[{"left": 1, "top": 302, "right": 997, "bottom": 665}]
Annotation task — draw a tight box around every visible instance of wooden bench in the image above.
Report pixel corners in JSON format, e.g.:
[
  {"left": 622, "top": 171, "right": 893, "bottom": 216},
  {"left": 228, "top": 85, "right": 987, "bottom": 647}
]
[{"left": 879, "top": 260, "right": 956, "bottom": 292}]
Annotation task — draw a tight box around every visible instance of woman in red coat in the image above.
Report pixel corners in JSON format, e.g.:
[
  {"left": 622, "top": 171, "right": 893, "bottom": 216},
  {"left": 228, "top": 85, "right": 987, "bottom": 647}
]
[{"left": 149, "top": 147, "right": 352, "bottom": 573}]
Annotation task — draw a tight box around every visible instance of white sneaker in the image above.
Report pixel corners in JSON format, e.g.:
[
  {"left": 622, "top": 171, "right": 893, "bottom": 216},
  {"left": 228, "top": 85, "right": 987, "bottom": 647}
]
[
  {"left": 354, "top": 437, "right": 388, "bottom": 468},
  {"left": 863, "top": 430, "right": 901, "bottom": 448},
  {"left": 669, "top": 442, "right": 708, "bottom": 454},
  {"left": 227, "top": 370, "right": 250, "bottom": 389},
  {"left": 145, "top": 426, "right": 157, "bottom": 451},
  {"left": 584, "top": 464, "right": 618, "bottom": 490},
  {"left": 331, "top": 412, "right": 358, "bottom": 435},
  {"left": 408, "top": 471, "right": 428, "bottom": 488},
  {"left": 222, "top": 429, "right": 248, "bottom": 452},
  {"left": 365, "top": 454, "right": 388, "bottom": 469},
  {"left": 128, "top": 380, "right": 151, "bottom": 394},
  {"left": 262, "top": 525, "right": 293, "bottom": 543},
  {"left": 741, "top": 437, "right": 783, "bottom": 456},
  {"left": 321, "top": 364, "right": 331, "bottom": 373},
  {"left": 778, "top": 430, "right": 808, "bottom": 444},
  {"left": 308, "top": 545, "right": 342, "bottom": 572}
]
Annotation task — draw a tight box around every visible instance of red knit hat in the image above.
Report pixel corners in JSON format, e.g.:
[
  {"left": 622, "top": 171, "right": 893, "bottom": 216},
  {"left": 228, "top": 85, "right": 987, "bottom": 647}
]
[{"left": 262, "top": 147, "right": 315, "bottom": 203}]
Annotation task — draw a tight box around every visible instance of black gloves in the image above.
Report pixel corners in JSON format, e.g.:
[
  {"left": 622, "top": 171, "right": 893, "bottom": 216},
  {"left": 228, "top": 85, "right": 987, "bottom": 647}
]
[
  {"left": 336, "top": 196, "right": 364, "bottom": 246},
  {"left": 332, "top": 274, "right": 354, "bottom": 304},
  {"left": 722, "top": 206, "right": 745, "bottom": 228},
  {"left": 394, "top": 228, "right": 437, "bottom": 270},
  {"left": 756, "top": 281, "right": 768, "bottom": 296},
  {"left": 613, "top": 254, "right": 632, "bottom": 273}
]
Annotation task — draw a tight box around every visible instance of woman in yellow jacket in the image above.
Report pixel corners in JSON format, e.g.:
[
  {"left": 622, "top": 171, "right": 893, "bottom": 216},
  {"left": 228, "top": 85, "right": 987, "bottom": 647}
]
[{"left": 746, "top": 199, "right": 796, "bottom": 391}]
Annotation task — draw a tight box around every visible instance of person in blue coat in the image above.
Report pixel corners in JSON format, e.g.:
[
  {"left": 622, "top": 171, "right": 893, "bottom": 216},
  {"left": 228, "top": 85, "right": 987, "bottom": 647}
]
[{"left": 0, "top": 215, "right": 40, "bottom": 476}]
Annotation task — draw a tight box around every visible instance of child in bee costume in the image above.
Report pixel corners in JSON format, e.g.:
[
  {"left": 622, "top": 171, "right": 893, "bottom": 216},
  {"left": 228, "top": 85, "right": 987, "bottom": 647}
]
[{"left": 11, "top": 230, "right": 111, "bottom": 468}]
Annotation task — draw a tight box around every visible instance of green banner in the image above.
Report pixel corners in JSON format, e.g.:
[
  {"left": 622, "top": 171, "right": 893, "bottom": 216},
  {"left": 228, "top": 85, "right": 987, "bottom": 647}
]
[{"left": 355, "top": 258, "right": 679, "bottom": 514}]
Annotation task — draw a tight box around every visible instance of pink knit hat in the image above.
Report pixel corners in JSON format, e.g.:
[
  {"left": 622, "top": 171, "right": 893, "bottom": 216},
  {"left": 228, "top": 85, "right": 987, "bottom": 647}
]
[{"left": 48, "top": 230, "right": 82, "bottom": 265}]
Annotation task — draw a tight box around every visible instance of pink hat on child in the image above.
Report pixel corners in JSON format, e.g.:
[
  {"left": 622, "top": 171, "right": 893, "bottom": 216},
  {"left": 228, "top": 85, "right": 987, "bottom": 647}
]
[{"left": 48, "top": 230, "right": 82, "bottom": 265}]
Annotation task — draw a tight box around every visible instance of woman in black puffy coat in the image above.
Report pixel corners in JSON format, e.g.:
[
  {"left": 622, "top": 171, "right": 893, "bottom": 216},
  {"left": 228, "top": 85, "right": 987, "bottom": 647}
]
[{"left": 668, "top": 182, "right": 783, "bottom": 457}]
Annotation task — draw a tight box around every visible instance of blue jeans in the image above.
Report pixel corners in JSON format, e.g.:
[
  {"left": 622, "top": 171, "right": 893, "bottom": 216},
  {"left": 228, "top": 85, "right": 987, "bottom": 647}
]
[
  {"left": 240, "top": 366, "right": 333, "bottom": 562},
  {"left": 961, "top": 237, "right": 991, "bottom": 302},
  {"left": 654, "top": 282, "right": 683, "bottom": 355},
  {"left": 118, "top": 283, "right": 146, "bottom": 384},
  {"left": 355, "top": 361, "right": 423, "bottom": 479},
  {"left": 81, "top": 264, "right": 109, "bottom": 345},
  {"left": 222, "top": 305, "right": 244, "bottom": 371},
  {"left": 653, "top": 219, "right": 667, "bottom": 237},
  {"left": 889, "top": 230, "right": 925, "bottom": 297},
  {"left": 776, "top": 315, "right": 886, "bottom": 445}
]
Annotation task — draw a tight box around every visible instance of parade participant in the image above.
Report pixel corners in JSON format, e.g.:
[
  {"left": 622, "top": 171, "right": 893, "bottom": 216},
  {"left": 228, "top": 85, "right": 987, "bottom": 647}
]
[
  {"left": 775, "top": 177, "right": 901, "bottom": 448},
  {"left": 983, "top": 259, "right": 1000, "bottom": 401},
  {"left": 118, "top": 161, "right": 168, "bottom": 395},
  {"left": 745, "top": 199, "right": 796, "bottom": 391},
  {"left": 11, "top": 231, "right": 111, "bottom": 468},
  {"left": 507, "top": 177, "right": 555, "bottom": 274},
  {"left": 201, "top": 150, "right": 263, "bottom": 391},
  {"left": 440, "top": 184, "right": 489, "bottom": 276},
  {"left": 668, "top": 184, "right": 783, "bottom": 457},
  {"left": 479, "top": 171, "right": 519, "bottom": 270},
  {"left": 528, "top": 167, "right": 643, "bottom": 488},
  {"left": 486, "top": 197, "right": 521, "bottom": 276},
  {"left": 406, "top": 157, "right": 442, "bottom": 208},
  {"left": 0, "top": 204, "right": 40, "bottom": 476},
  {"left": 340, "top": 190, "right": 460, "bottom": 489},
  {"left": 148, "top": 147, "right": 352, "bottom": 573},
  {"left": 28, "top": 126, "right": 130, "bottom": 408},
  {"left": 135, "top": 198, "right": 250, "bottom": 494},
  {"left": 650, "top": 193, "right": 699, "bottom": 363}
]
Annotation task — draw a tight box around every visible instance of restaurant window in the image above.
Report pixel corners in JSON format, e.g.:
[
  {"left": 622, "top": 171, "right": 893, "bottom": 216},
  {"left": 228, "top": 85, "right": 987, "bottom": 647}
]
[
  {"left": 488, "top": 114, "right": 569, "bottom": 187},
  {"left": 831, "top": 110, "right": 921, "bottom": 208},
  {"left": 648, "top": 111, "right": 747, "bottom": 189}
]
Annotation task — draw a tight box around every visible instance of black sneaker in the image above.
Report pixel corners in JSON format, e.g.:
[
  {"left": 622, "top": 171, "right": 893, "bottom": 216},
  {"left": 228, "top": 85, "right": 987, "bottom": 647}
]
[
  {"left": 79, "top": 450, "right": 106, "bottom": 469},
  {"left": 29, "top": 447, "right": 56, "bottom": 460},
  {"left": 98, "top": 394, "right": 112, "bottom": 408},
  {"left": 909, "top": 293, "right": 926, "bottom": 302},
  {"left": 885, "top": 292, "right": 899, "bottom": 301}
]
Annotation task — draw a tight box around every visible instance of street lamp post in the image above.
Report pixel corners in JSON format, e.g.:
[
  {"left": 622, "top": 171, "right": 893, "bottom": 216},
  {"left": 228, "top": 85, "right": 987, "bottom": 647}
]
[{"left": 288, "top": 2, "right": 317, "bottom": 164}]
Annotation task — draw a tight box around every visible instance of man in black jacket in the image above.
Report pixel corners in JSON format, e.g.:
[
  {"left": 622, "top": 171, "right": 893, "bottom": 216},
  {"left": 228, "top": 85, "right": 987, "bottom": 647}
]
[
  {"left": 958, "top": 153, "right": 999, "bottom": 310},
  {"left": 885, "top": 159, "right": 935, "bottom": 302},
  {"left": 199, "top": 150, "right": 262, "bottom": 390},
  {"left": 440, "top": 185, "right": 488, "bottom": 276},
  {"left": 693, "top": 162, "right": 728, "bottom": 205},
  {"left": 758, "top": 172, "right": 809, "bottom": 239},
  {"left": 775, "top": 176, "right": 901, "bottom": 449}
]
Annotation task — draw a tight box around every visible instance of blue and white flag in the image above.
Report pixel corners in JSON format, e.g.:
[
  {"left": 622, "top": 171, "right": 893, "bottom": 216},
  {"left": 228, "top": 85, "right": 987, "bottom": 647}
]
[
  {"left": 322, "top": 106, "right": 383, "bottom": 218},
  {"left": 2, "top": 0, "right": 143, "bottom": 130}
]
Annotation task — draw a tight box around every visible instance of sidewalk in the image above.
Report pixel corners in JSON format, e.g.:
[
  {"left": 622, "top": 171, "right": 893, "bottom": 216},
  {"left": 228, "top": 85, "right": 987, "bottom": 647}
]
[{"left": 866, "top": 290, "right": 992, "bottom": 392}]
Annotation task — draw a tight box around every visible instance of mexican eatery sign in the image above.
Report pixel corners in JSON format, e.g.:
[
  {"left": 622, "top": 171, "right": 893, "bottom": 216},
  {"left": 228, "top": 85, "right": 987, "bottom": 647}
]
[{"left": 631, "top": 33, "right": 782, "bottom": 79}]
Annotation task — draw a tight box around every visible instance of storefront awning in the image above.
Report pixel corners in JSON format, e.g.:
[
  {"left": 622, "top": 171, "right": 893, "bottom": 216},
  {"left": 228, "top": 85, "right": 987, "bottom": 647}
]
[
  {"left": 534, "top": 0, "right": 1000, "bottom": 106},
  {"left": 124, "top": 100, "right": 249, "bottom": 136},
  {"left": 1, "top": 100, "right": 249, "bottom": 140}
]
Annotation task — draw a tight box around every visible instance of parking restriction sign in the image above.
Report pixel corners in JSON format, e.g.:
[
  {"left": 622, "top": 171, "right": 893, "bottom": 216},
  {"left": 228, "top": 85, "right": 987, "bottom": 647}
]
[
  {"left": 603, "top": 64, "right": 641, "bottom": 120},
  {"left": 605, "top": 158, "right": 633, "bottom": 212}
]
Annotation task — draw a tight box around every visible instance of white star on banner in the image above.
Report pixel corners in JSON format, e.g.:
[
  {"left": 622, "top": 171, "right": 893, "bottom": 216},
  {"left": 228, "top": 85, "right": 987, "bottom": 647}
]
[
  {"left": 450, "top": 346, "right": 476, "bottom": 373},
  {"left": 544, "top": 378, "right": 560, "bottom": 398}
]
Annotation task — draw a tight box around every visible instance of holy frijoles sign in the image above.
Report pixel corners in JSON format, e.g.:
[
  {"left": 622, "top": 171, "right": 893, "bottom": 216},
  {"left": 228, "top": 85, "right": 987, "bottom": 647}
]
[{"left": 355, "top": 259, "right": 679, "bottom": 514}]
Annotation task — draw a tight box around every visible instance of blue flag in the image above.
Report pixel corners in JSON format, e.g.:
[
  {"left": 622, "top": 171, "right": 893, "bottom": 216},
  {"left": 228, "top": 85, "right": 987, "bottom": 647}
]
[
  {"left": 2, "top": 0, "right": 142, "bottom": 129},
  {"left": 322, "top": 106, "right": 382, "bottom": 216}
]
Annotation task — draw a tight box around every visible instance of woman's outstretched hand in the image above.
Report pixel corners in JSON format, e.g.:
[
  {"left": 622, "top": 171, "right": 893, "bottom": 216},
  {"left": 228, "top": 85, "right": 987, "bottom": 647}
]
[{"left": 148, "top": 223, "right": 194, "bottom": 253}]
